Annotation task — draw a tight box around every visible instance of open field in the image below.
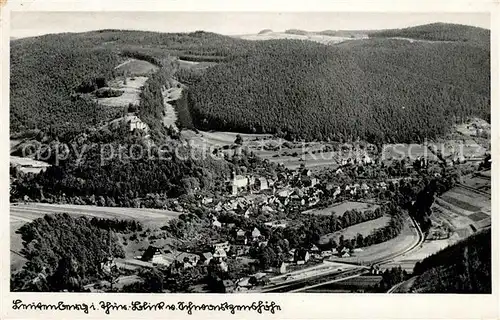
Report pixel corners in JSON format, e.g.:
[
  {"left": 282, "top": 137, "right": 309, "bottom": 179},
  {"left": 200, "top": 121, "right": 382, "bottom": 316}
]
[
  {"left": 329, "top": 217, "right": 420, "bottom": 266},
  {"left": 469, "top": 211, "right": 490, "bottom": 222},
  {"left": 178, "top": 59, "right": 217, "bottom": 70},
  {"left": 432, "top": 203, "right": 475, "bottom": 232},
  {"left": 10, "top": 203, "right": 182, "bottom": 226},
  {"left": 10, "top": 156, "right": 51, "bottom": 174},
  {"left": 431, "top": 175, "right": 491, "bottom": 233},
  {"left": 440, "top": 194, "right": 482, "bottom": 212},
  {"left": 238, "top": 32, "right": 361, "bottom": 45},
  {"left": 162, "top": 87, "right": 183, "bottom": 129},
  {"left": 447, "top": 187, "right": 490, "bottom": 209},
  {"left": 319, "top": 215, "right": 390, "bottom": 245},
  {"left": 114, "top": 58, "right": 159, "bottom": 76},
  {"left": 461, "top": 173, "right": 491, "bottom": 195},
  {"left": 181, "top": 130, "right": 369, "bottom": 170},
  {"left": 96, "top": 76, "right": 148, "bottom": 107},
  {"left": 381, "top": 144, "right": 438, "bottom": 162},
  {"left": 304, "top": 201, "right": 380, "bottom": 217}
]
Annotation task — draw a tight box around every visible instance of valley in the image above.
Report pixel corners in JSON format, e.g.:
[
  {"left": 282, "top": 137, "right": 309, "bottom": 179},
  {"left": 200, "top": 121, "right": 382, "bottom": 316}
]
[{"left": 8, "top": 22, "right": 491, "bottom": 294}]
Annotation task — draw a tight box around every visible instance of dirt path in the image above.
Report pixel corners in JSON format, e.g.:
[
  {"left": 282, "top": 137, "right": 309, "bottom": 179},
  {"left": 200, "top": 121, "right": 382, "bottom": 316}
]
[{"left": 161, "top": 86, "right": 182, "bottom": 130}]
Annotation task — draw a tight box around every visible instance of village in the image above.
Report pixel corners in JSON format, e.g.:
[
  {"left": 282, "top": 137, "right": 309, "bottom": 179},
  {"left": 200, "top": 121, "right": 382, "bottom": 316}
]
[{"left": 97, "top": 132, "right": 490, "bottom": 293}]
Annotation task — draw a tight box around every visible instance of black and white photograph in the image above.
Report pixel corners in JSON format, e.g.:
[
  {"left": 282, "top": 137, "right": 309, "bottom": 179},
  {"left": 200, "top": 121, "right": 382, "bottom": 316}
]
[{"left": 6, "top": 9, "right": 493, "bottom": 300}]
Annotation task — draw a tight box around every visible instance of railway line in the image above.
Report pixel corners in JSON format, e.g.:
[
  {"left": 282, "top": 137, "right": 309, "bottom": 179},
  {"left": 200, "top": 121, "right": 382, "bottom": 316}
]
[
  {"left": 260, "top": 217, "right": 425, "bottom": 293},
  {"left": 374, "top": 216, "right": 424, "bottom": 266}
]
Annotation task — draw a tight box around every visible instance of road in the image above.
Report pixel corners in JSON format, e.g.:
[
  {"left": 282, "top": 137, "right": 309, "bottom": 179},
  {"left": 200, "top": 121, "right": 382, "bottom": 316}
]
[
  {"left": 387, "top": 280, "right": 405, "bottom": 293},
  {"left": 374, "top": 216, "right": 424, "bottom": 266},
  {"left": 382, "top": 217, "right": 424, "bottom": 293},
  {"left": 260, "top": 267, "right": 367, "bottom": 293},
  {"left": 387, "top": 276, "right": 417, "bottom": 293},
  {"left": 261, "top": 216, "right": 424, "bottom": 293},
  {"left": 289, "top": 273, "right": 363, "bottom": 293}
]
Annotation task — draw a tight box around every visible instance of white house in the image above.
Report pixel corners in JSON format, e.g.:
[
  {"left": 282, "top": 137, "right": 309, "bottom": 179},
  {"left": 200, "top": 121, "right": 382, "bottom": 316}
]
[
  {"left": 202, "top": 197, "right": 213, "bottom": 205},
  {"left": 213, "top": 241, "right": 230, "bottom": 252},
  {"left": 363, "top": 155, "right": 372, "bottom": 164},
  {"left": 256, "top": 177, "right": 269, "bottom": 190},
  {"left": 128, "top": 116, "right": 149, "bottom": 132},
  {"left": 213, "top": 249, "right": 227, "bottom": 259},
  {"left": 212, "top": 218, "right": 222, "bottom": 228},
  {"left": 252, "top": 227, "right": 262, "bottom": 241},
  {"left": 278, "top": 262, "right": 287, "bottom": 274},
  {"left": 233, "top": 175, "right": 249, "bottom": 188},
  {"left": 333, "top": 186, "right": 341, "bottom": 198}
]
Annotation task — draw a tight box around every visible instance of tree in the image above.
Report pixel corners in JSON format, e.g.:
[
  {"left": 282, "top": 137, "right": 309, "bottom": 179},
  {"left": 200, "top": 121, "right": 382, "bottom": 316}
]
[
  {"left": 235, "top": 134, "right": 243, "bottom": 145},
  {"left": 356, "top": 233, "right": 365, "bottom": 248},
  {"left": 48, "top": 255, "right": 82, "bottom": 292}
]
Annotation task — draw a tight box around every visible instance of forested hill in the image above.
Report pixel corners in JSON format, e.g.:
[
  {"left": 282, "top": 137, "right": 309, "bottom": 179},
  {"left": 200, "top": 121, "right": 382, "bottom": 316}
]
[
  {"left": 410, "top": 229, "right": 491, "bottom": 293},
  {"left": 10, "top": 24, "right": 490, "bottom": 144},
  {"left": 188, "top": 38, "right": 490, "bottom": 143},
  {"left": 369, "top": 23, "right": 490, "bottom": 48}
]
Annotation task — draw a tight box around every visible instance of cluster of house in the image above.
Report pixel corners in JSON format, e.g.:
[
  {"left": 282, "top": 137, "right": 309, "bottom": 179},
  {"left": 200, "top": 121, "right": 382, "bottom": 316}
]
[
  {"left": 139, "top": 227, "right": 266, "bottom": 272},
  {"left": 339, "top": 154, "right": 373, "bottom": 166},
  {"left": 466, "top": 121, "right": 488, "bottom": 137},
  {"left": 106, "top": 114, "right": 149, "bottom": 133},
  {"left": 214, "top": 168, "right": 325, "bottom": 217},
  {"left": 139, "top": 243, "right": 230, "bottom": 273},
  {"left": 227, "top": 166, "right": 321, "bottom": 197},
  {"left": 203, "top": 165, "right": 404, "bottom": 228},
  {"left": 326, "top": 180, "right": 388, "bottom": 197},
  {"left": 227, "top": 171, "right": 277, "bottom": 196},
  {"left": 140, "top": 245, "right": 204, "bottom": 270}
]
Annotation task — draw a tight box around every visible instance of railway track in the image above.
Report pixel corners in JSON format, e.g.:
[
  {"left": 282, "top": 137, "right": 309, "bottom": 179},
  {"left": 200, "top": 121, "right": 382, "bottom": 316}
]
[
  {"left": 260, "top": 268, "right": 366, "bottom": 293},
  {"left": 374, "top": 216, "right": 424, "bottom": 267}
]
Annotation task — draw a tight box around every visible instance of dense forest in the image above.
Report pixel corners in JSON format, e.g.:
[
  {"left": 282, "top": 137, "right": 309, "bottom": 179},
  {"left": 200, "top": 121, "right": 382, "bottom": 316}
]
[
  {"left": 10, "top": 30, "right": 252, "bottom": 140},
  {"left": 11, "top": 214, "right": 125, "bottom": 291},
  {"left": 11, "top": 24, "right": 490, "bottom": 144},
  {"left": 10, "top": 35, "right": 120, "bottom": 139},
  {"left": 369, "top": 23, "right": 490, "bottom": 48},
  {"left": 10, "top": 140, "right": 232, "bottom": 205},
  {"left": 188, "top": 37, "right": 489, "bottom": 143},
  {"left": 411, "top": 229, "right": 491, "bottom": 293},
  {"left": 9, "top": 140, "right": 280, "bottom": 206}
]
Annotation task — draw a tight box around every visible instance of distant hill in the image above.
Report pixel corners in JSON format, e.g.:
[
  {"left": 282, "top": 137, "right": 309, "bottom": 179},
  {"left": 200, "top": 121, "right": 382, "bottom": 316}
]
[
  {"left": 258, "top": 29, "right": 273, "bottom": 35},
  {"left": 410, "top": 229, "right": 491, "bottom": 293},
  {"left": 317, "top": 30, "right": 369, "bottom": 38},
  {"left": 284, "top": 29, "right": 310, "bottom": 36},
  {"left": 369, "top": 23, "right": 490, "bottom": 48}
]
